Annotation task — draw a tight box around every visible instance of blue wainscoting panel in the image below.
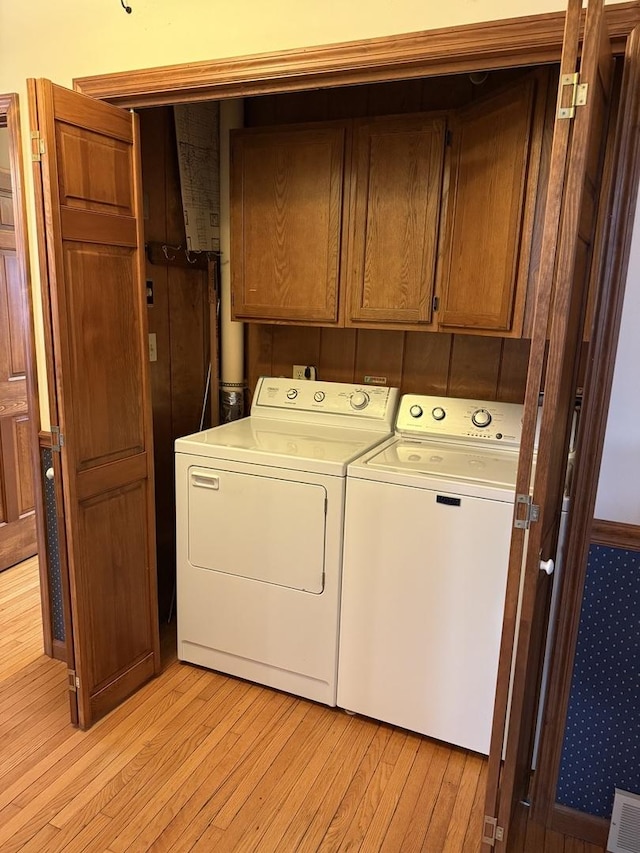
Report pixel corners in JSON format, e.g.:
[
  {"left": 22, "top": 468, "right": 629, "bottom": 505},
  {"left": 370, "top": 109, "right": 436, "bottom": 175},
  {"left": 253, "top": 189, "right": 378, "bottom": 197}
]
[
  {"left": 42, "top": 447, "right": 65, "bottom": 642},
  {"left": 556, "top": 544, "right": 640, "bottom": 818}
]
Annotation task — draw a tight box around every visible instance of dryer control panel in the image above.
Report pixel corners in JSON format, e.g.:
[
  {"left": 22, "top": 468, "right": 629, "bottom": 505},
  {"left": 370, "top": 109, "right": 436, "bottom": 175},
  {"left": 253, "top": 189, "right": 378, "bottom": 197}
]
[
  {"left": 252, "top": 377, "right": 400, "bottom": 430},
  {"left": 396, "top": 395, "right": 524, "bottom": 447}
]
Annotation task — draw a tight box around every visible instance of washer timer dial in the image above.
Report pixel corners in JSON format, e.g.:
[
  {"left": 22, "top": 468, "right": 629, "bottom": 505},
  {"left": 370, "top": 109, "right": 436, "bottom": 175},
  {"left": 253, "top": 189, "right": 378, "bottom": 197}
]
[
  {"left": 471, "top": 408, "right": 492, "bottom": 428},
  {"left": 349, "top": 390, "right": 370, "bottom": 410}
]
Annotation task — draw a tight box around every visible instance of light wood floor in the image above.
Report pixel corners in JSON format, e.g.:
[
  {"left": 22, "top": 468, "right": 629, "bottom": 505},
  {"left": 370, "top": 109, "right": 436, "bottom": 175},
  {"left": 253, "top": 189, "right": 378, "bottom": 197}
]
[{"left": 0, "top": 558, "right": 605, "bottom": 852}]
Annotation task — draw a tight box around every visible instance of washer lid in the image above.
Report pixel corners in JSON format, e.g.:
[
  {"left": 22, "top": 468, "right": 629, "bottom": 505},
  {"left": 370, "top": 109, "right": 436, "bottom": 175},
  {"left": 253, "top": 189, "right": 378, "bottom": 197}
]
[
  {"left": 175, "top": 416, "right": 393, "bottom": 475},
  {"left": 349, "top": 437, "right": 522, "bottom": 498}
]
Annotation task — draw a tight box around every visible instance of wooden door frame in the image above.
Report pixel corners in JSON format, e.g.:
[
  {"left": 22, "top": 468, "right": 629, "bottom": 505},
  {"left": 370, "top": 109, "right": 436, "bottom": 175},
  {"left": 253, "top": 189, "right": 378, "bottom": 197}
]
[
  {"left": 531, "top": 23, "right": 640, "bottom": 847},
  {"left": 0, "top": 94, "right": 50, "bottom": 652},
  {"left": 66, "top": 1, "right": 640, "bottom": 841}
]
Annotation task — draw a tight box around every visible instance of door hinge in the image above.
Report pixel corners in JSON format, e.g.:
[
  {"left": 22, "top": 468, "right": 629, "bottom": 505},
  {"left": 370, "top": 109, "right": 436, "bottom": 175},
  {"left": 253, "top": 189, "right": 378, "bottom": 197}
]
[
  {"left": 51, "top": 426, "right": 65, "bottom": 453},
  {"left": 432, "top": 295, "right": 440, "bottom": 312},
  {"left": 558, "top": 73, "right": 588, "bottom": 119},
  {"left": 31, "top": 130, "right": 45, "bottom": 161},
  {"left": 514, "top": 493, "right": 540, "bottom": 530},
  {"left": 482, "top": 815, "right": 504, "bottom": 846},
  {"left": 67, "top": 669, "right": 79, "bottom": 692}
]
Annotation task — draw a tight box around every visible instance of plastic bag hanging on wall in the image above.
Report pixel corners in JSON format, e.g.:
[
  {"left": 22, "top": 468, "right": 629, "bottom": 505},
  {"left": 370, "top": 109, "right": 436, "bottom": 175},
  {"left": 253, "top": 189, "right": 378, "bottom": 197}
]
[{"left": 173, "top": 103, "right": 221, "bottom": 253}]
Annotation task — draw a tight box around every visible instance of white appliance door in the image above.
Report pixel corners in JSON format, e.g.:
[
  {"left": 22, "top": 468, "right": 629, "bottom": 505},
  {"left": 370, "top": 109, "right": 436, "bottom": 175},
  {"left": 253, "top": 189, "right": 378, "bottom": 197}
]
[
  {"left": 338, "top": 476, "right": 513, "bottom": 754},
  {"left": 188, "top": 466, "right": 326, "bottom": 593}
]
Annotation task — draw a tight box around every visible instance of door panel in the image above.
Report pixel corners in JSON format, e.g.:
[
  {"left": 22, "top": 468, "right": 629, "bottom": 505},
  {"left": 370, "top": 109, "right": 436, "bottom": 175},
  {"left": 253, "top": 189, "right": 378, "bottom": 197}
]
[
  {"left": 33, "top": 79, "right": 159, "bottom": 728},
  {"left": 482, "top": 1, "right": 612, "bottom": 848},
  {"left": 348, "top": 114, "right": 445, "bottom": 326},
  {"left": 439, "top": 79, "right": 535, "bottom": 333},
  {"left": 0, "top": 170, "right": 36, "bottom": 571}
]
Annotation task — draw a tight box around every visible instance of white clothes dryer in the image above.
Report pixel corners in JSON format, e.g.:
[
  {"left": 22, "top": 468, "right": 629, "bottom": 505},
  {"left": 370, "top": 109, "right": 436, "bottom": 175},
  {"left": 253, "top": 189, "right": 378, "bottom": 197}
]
[
  {"left": 175, "top": 377, "right": 399, "bottom": 706},
  {"left": 337, "top": 393, "right": 531, "bottom": 754}
]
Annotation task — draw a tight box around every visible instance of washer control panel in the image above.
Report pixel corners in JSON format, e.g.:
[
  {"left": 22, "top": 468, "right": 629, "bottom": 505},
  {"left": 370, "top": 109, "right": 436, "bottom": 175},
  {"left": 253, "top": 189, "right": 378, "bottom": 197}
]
[
  {"left": 252, "top": 377, "right": 399, "bottom": 426},
  {"left": 396, "top": 394, "right": 524, "bottom": 447}
]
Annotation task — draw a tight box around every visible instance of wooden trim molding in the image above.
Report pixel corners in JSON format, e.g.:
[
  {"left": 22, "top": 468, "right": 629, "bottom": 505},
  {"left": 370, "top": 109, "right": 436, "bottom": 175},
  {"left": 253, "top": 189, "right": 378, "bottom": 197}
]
[
  {"left": 591, "top": 518, "right": 640, "bottom": 549},
  {"left": 73, "top": 4, "right": 640, "bottom": 108},
  {"left": 39, "top": 430, "right": 53, "bottom": 448},
  {"left": 550, "top": 804, "right": 609, "bottom": 847}
]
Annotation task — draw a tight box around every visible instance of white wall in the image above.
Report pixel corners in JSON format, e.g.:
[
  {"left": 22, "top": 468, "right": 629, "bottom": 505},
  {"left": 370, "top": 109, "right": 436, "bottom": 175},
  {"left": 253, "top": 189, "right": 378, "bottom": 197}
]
[
  {"left": 0, "top": 0, "right": 636, "bottom": 524},
  {"left": 595, "top": 192, "right": 640, "bottom": 525}
]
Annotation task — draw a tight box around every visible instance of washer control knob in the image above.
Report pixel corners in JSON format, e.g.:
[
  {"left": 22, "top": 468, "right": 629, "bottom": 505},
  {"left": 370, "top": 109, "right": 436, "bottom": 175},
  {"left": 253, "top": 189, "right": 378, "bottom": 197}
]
[
  {"left": 431, "top": 406, "right": 446, "bottom": 421},
  {"left": 472, "top": 408, "right": 492, "bottom": 428},
  {"left": 350, "top": 390, "right": 370, "bottom": 410},
  {"left": 286, "top": 388, "right": 298, "bottom": 400},
  {"left": 409, "top": 405, "right": 423, "bottom": 419},
  {"left": 314, "top": 391, "right": 325, "bottom": 402}
]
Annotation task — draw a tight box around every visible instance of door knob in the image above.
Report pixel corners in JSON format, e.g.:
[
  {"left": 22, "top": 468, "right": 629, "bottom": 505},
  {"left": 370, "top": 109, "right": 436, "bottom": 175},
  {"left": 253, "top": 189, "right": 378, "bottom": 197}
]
[
  {"left": 45, "top": 467, "right": 54, "bottom": 481},
  {"left": 539, "top": 558, "right": 554, "bottom": 575}
]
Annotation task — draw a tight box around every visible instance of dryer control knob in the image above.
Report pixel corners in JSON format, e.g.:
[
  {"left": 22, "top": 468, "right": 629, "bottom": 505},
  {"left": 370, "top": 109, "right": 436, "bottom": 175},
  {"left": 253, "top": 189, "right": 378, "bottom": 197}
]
[
  {"left": 350, "top": 390, "right": 370, "bottom": 410},
  {"left": 286, "top": 388, "right": 298, "bottom": 400},
  {"left": 431, "top": 406, "right": 446, "bottom": 421},
  {"left": 472, "top": 408, "right": 492, "bottom": 428},
  {"left": 409, "top": 405, "right": 423, "bottom": 418}
]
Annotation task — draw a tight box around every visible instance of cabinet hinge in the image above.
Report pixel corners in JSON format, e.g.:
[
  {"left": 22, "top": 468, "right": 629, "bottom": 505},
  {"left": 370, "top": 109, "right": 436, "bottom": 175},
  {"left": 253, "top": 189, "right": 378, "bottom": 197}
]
[
  {"left": 432, "top": 295, "right": 440, "bottom": 312},
  {"left": 51, "top": 426, "right": 65, "bottom": 453},
  {"left": 482, "top": 815, "right": 504, "bottom": 846},
  {"left": 67, "top": 669, "right": 79, "bottom": 692},
  {"left": 30, "top": 130, "right": 45, "bottom": 161},
  {"left": 557, "top": 73, "right": 588, "bottom": 120},
  {"left": 514, "top": 493, "right": 540, "bottom": 530}
]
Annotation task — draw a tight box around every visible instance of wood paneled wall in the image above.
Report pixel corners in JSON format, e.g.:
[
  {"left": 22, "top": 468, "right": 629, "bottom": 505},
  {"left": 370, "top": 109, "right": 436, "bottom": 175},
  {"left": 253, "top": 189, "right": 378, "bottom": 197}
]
[
  {"left": 246, "top": 325, "right": 530, "bottom": 403},
  {"left": 139, "top": 108, "right": 210, "bottom": 619}
]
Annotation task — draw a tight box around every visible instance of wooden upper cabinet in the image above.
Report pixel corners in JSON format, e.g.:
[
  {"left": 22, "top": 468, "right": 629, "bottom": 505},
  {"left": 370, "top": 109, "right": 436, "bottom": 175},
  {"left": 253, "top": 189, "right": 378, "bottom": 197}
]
[
  {"left": 347, "top": 114, "right": 446, "bottom": 329},
  {"left": 230, "top": 123, "right": 347, "bottom": 324},
  {"left": 437, "top": 77, "right": 541, "bottom": 335}
]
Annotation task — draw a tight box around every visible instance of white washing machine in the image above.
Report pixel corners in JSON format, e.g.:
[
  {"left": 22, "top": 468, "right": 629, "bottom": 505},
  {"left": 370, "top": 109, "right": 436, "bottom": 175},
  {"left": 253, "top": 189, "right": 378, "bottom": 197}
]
[
  {"left": 175, "top": 377, "right": 399, "bottom": 706},
  {"left": 337, "top": 393, "right": 529, "bottom": 754}
]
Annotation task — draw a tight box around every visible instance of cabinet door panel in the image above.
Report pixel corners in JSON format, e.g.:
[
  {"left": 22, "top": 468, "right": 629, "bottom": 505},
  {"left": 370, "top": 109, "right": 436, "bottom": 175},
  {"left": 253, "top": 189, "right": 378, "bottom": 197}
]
[
  {"left": 231, "top": 124, "right": 346, "bottom": 323},
  {"left": 348, "top": 115, "right": 446, "bottom": 327},
  {"left": 439, "top": 80, "right": 536, "bottom": 333}
]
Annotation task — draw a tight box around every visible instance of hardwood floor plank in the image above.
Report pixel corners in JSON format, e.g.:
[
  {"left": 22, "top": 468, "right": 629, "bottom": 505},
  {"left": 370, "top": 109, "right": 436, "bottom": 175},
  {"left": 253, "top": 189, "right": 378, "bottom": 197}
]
[
  {"left": 0, "top": 557, "right": 609, "bottom": 853},
  {"left": 357, "top": 731, "right": 422, "bottom": 851},
  {"left": 379, "top": 738, "right": 438, "bottom": 851},
  {"left": 140, "top": 690, "right": 294, "bottom": 852},
  {"left": 420, "top": 747, "right": 468, "bottom": 850},
  {"left": 461, "top": 758, "right": 488, "bottom": 852},
  {"left": 239, "top": 708, "right": 352, "bottom": 852},
  {"left": 316, "top": 723, "right": 393, "bottom": 851},
  {"left": 442, "top": 752, "right": 485, "bottom": 852},
  {"left": 401, "top": 742, "right": 451, "bottom": 850}
]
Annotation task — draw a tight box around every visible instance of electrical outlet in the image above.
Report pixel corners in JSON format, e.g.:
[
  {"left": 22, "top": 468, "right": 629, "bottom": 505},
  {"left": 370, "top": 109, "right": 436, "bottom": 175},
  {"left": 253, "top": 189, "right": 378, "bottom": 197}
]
[{"left": 293, "top": 365, "right": 316, "bottom": 380}]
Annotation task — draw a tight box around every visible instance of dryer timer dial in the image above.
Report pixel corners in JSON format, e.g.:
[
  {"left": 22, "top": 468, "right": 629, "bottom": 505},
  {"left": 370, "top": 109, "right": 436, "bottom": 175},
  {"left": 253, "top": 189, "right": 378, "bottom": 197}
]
[{"left": 350, "top": 390, "right": 370, "bottom": 410}]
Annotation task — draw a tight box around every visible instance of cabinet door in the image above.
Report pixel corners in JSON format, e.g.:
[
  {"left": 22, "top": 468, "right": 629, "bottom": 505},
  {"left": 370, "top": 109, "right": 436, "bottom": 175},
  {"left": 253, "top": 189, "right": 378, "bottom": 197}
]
[
  {"left": 347, "top": 114, "right": 446, "bottom": 328},
  {"left": 439, "top": 79, "right": 537, "bottom": 334},
  {"left": 230, "top": 124, "right": 346, "bottom": 324}
]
